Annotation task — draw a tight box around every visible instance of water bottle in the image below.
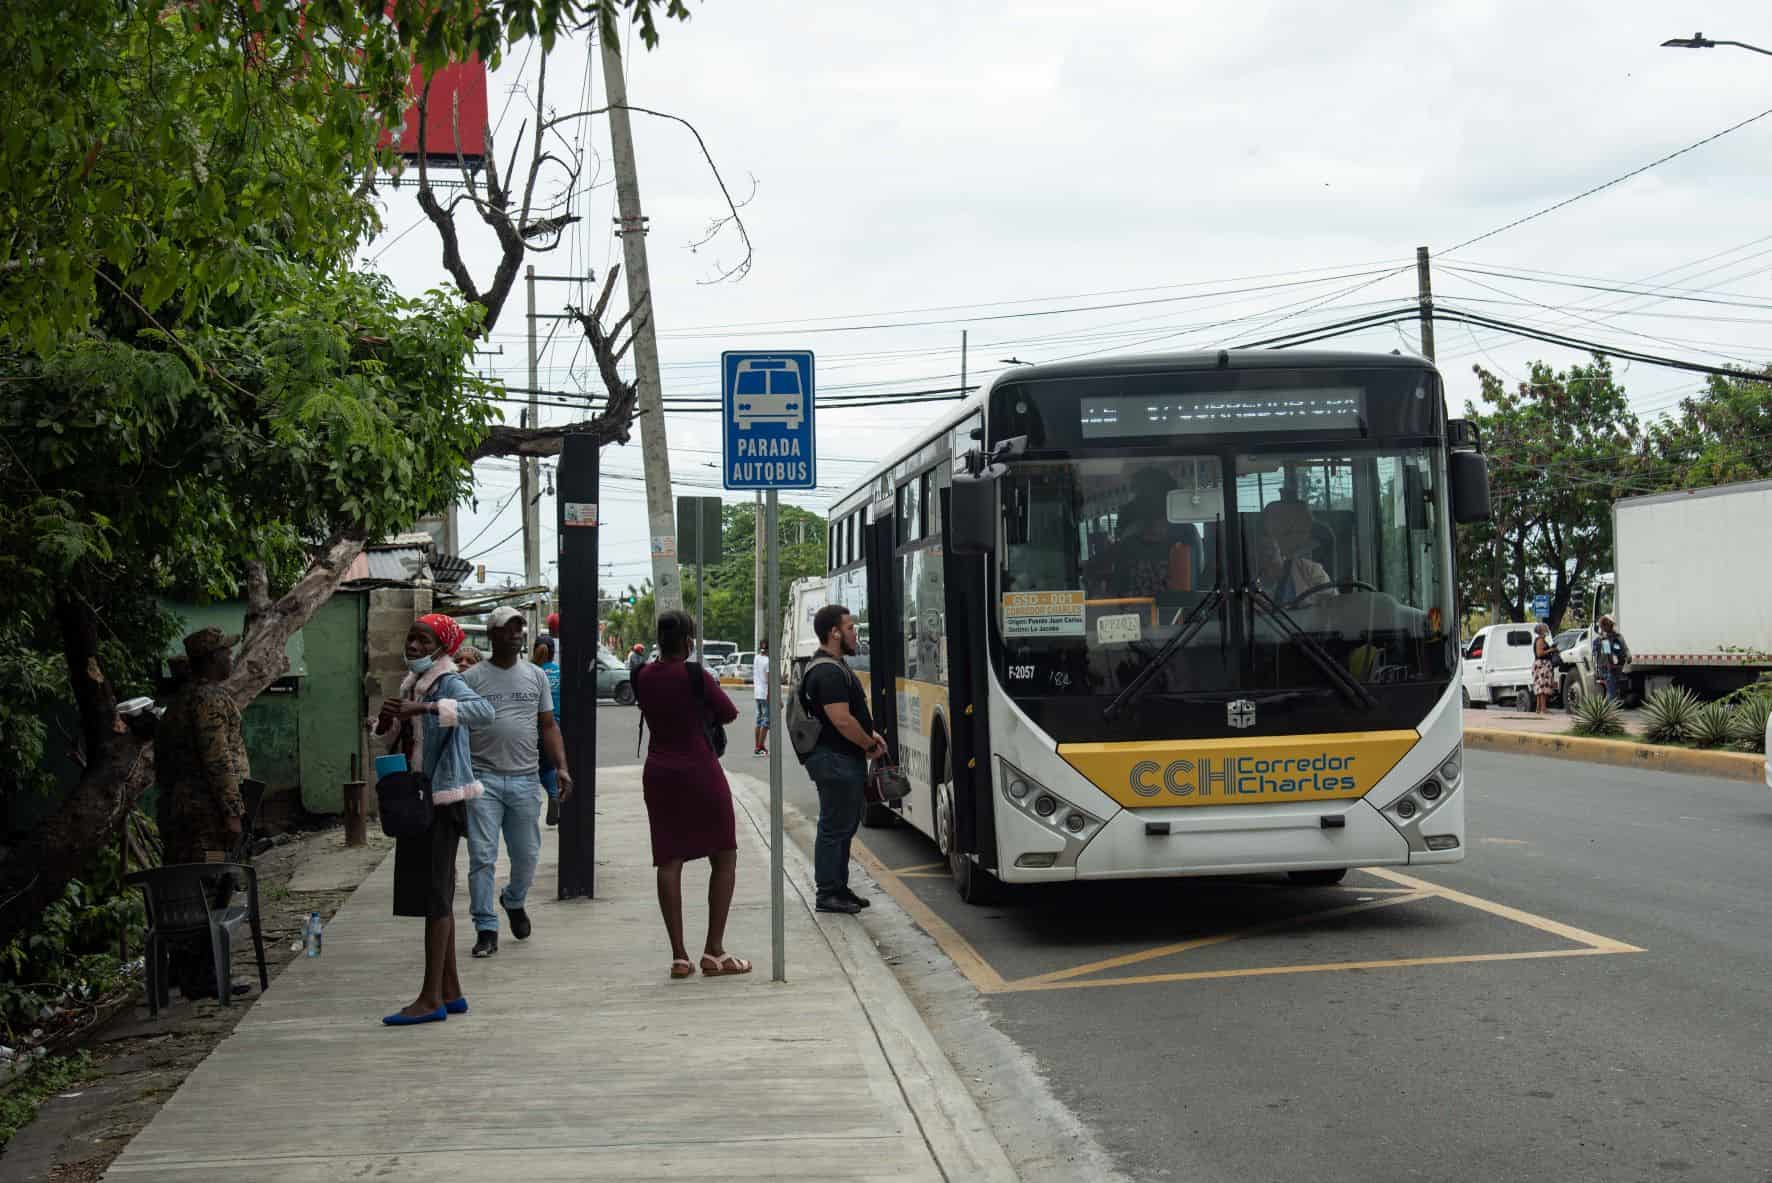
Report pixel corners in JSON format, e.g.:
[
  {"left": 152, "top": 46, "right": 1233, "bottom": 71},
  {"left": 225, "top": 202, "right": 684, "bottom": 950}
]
[{"left": 304, "top": 911, "right": 323, "bottom": 958}]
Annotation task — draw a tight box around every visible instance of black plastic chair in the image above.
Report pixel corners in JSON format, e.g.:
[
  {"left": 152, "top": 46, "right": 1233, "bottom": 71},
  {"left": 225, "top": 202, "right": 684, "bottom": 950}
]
[
  {"left": 230, "top": 778, "right": 268, "bottom": 864},
  {"left": 126, "top": 862, "right": 269, "bottom": 1016}
]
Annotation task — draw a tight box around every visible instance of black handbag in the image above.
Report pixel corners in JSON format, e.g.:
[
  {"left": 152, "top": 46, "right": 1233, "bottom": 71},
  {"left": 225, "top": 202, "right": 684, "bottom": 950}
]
[
  {"left": 376, "top": 769, "right": 434, "bottom": 838},
  {"left": 687, "top": 661, "right": 729, "bottom": 757}
]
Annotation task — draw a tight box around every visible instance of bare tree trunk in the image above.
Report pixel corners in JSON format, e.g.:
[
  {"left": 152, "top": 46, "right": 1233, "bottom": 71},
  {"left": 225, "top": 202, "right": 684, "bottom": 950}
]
[{"left": 223, "top": 530, "right": 366, "bottom": 705}]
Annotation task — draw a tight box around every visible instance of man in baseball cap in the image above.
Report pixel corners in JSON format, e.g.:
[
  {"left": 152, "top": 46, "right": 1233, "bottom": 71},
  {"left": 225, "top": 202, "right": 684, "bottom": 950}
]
[{"left": 459, "top": 607, "right": 573, "bottom": 957}]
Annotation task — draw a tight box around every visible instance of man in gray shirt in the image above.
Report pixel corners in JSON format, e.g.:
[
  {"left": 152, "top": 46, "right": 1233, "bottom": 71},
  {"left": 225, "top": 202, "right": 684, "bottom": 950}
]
[{"left": 461, "top": 606, "right": 573, "bottom": 958}]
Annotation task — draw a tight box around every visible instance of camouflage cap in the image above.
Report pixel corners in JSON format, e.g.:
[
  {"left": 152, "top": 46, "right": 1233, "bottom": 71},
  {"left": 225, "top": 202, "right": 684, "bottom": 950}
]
[{"left": 182, "top": 626, "right": 239, "bottom": 662}]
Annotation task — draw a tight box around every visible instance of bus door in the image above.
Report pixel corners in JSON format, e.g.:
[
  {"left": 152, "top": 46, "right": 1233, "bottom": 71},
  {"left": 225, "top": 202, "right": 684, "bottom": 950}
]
[
  {"left": 940, "top": 488, "right": 997, "bottom": 870},
  {"left": 864, "top": 506, "right": 902, "bottom": 763}
]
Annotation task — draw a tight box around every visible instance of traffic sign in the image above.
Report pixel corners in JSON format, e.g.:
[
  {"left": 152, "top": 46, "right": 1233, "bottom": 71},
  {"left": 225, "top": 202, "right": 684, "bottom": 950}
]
[
  {"left": 722, "top": 351, "right": 816, "bottom": 490},
  {"left": 1532, "top": 593, "right": 1550, "bottom": 620}
]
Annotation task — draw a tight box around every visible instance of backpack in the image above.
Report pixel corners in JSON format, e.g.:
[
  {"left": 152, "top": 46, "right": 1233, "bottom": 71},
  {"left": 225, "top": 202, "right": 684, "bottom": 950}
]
[{"left": 786, "top": 654, "right": 848, "bottom": 763}]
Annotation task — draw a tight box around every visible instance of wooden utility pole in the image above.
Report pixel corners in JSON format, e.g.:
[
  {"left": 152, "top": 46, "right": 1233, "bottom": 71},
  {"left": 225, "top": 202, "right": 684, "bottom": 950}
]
[
  {"left": 601, "top": 32, "right": 682, "bottom": 615},
  {"left": 1415, "top": 246, "right": 1436, "bottom": 363},
  {"left": 522, "top": 265, "right": 542, "bottom": 606}
]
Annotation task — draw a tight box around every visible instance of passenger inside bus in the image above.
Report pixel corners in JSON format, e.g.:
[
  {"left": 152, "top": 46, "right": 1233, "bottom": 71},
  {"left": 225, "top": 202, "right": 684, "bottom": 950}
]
[
  {"left": 1088, "top": 467, "right": 1201, "bottom": 600},
  {"left": 1255, "top": 498, "right": 1331, "bottom": 604}
]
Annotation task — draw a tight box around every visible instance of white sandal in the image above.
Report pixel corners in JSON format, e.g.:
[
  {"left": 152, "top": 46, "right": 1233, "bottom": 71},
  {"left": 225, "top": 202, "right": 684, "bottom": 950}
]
[
  {"left": 700, "top": 952, "right": 753, "bottom": 976},
  {"left": 670, "top": 958, "right": 696, "bottom": 979}
]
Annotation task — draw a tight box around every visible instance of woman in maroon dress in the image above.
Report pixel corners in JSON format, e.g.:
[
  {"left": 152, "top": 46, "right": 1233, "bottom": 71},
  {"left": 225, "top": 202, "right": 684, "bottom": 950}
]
[{"left": 634, "top": 610, "right": 750, "bottom": 979}]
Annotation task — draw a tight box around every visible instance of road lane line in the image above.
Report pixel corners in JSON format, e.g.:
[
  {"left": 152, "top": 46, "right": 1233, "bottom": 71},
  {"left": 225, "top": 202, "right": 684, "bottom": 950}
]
[
  {"left": 854, "top": 841, "right": 1009, "bottom": 994},
  {"left": 1015, "top": 892, "right": 1431, "bottom": 986},
  {"left": 1362, "top": 867, "right": 1645, "bottom": 953},
  {"left": 1001, "top": 947, "right": 1631, "bottom": 993}
]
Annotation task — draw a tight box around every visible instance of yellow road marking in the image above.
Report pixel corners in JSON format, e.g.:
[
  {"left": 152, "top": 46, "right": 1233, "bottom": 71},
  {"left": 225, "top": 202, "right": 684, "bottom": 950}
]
[
  {"left": 853, "top": 841, "right": 1007, "bottom": 993},
  {"left": 1363, "top": 867, "right": 1644, "bottom": 953},
  {"left": 1017, "top": 892, "right": 1431, "bottom": 986},
  {"left": 1000, "top": 947, "right": 1628, "bottom": 993},
  {"left": 886, "top": 862, "right": 947, "bottom": 875}
]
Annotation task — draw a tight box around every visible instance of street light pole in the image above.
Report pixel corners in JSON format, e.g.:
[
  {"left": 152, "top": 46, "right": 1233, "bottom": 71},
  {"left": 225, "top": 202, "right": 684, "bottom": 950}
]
[{"left": 1661, "top": 32, "right": 1772, "bottom": 57}]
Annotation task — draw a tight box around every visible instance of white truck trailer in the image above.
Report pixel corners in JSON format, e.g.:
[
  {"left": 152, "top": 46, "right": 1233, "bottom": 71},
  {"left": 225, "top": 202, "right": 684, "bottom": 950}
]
[
  {"left": 780, "top": 575, "right": 828, "bottom": 674},
  {"left": 1611, "top": 479, "right": 1772, "bottom": 699}
]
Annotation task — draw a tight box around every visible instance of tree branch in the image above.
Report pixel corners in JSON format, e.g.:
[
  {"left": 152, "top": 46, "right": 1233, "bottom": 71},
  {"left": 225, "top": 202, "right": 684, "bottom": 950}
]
[{"left": 223, "top": 529, "right": 368, "bottom": 706}]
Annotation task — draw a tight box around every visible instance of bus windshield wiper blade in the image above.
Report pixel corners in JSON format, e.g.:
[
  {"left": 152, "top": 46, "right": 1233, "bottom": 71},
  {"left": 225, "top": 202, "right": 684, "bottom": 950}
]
[
  {"left": 1246, "top": 589, "right": 1378, "bottom": 711},
  {"left": 1102, "top": 587, "right": 1225, "bottom": 721}
]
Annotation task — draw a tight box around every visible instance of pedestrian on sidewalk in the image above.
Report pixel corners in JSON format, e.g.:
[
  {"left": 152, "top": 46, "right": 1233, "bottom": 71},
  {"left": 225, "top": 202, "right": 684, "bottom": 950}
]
[
  {"left": 1592, "top": 616, "right": 1631, "bottom": 703},
  {"left": 374, "top": 613, "right": 492, "bottom": 1026},
  {"left": 461, "top": 607, "right": 573, "bottom": 958},
  {"left": 802, "top": 605, "right": 887, "bottom": 916},
  {"left": 456, "top": 644, "right": 483, "bottom": 670},
  {"left": 751, "top": 641, "right": 771, "bottom": 756},
  {"left": 1531, "top": 623, "right": 1558, "bottom": 715},
  {"left": 633, "top": 609, "right": 752, "bottom": 979},
  {"left": 533, "top": 637, "right": 564, "bottom": 827}
]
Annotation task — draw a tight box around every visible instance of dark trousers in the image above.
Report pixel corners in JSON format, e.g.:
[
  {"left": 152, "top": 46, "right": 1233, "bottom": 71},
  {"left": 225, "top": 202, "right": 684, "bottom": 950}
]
[{"left": 805, "top": 749, "right": 867, "bottom": 896}]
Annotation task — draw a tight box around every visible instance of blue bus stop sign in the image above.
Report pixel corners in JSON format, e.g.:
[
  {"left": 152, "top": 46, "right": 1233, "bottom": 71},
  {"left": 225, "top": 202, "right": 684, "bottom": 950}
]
[
  {"left": 722, "top": 351, "right": 816, "bottom": 490},
  {"left": 1532, "top": 593, "right": 1549, "bottom": 620}
]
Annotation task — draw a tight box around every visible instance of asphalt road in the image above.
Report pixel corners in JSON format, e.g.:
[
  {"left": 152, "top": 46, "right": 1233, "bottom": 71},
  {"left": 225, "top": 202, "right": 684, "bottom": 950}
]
[{"left": 592, "top": 701, "right": 1772, "bottom": 1182}]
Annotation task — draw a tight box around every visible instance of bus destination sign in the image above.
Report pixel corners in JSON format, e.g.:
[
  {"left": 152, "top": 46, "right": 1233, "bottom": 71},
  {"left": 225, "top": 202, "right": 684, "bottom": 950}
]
[{"left": 1080, "top": 388, "right": 1366, "bottom": 439}]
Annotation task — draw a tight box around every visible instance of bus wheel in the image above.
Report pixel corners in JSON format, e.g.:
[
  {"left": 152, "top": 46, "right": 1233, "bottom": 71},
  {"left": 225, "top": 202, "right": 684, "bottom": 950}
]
[
  {"left": 937, "top": 781, "right": 999, "bottom": 905},
  {"left": 1288, "top": 869, "right": 1348, "bottom": 886},
  {"left": 614, "top": 682, "right": 635, "bottom": 706}
]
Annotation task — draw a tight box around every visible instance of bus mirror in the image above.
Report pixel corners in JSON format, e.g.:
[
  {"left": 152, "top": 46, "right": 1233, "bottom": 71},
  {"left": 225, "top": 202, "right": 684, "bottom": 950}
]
[
  {"left": 949, "top": 470, "right": 998, "bottom": 555},
  {"left": 1449, "top": 450, "right": 1491, "bottom": 524}
]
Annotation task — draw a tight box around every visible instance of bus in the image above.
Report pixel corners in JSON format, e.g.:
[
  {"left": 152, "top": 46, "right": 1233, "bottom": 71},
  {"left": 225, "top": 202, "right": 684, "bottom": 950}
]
[{"left": 820, "top": 350, "right": 1491, "bottom": 901}]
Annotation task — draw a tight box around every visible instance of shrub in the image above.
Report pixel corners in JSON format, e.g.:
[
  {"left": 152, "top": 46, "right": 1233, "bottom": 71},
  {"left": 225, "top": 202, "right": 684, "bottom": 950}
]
[
  {"left": 1640, "top": 686, "right": 1700, "bottom": 744},
  {"left": 1689, "top": 701, "right": 1735, "bottom": 749},
  {"left": 1571, "top": 694, "right": 1625, "bottom": 738},
  {"left": 1729, "top": 694, "right": 1772, "bottom": 752}
]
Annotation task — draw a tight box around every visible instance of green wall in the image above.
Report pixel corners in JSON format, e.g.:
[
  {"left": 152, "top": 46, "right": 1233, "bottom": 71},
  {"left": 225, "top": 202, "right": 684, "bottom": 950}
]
[{"left": 298, "top": 591, "right": 367, "bottom": 814}]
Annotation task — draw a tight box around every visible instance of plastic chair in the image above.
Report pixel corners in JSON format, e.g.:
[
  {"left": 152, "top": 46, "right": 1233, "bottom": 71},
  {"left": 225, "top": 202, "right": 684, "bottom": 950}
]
[
  {"left": 230, "top": 778, "right": 268, "bottom": 864},
  {"left": 126, "top": 862, "right": 269, "bottom": 1016}
]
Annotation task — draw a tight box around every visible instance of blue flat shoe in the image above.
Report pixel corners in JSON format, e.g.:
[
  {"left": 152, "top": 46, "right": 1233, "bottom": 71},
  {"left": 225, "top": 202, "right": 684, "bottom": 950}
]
[
  {"left": 382, "top": 1006, "right": 447, "bottom": 1026},
  {"left": 444, "top": 997, "right": 469, "bottom": 1015}
]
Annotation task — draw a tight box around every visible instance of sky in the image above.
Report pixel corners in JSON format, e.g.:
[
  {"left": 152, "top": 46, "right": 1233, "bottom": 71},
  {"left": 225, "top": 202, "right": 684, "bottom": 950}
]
[{"left": 358, "top": 0, "right": 1772, "bottom": 597}]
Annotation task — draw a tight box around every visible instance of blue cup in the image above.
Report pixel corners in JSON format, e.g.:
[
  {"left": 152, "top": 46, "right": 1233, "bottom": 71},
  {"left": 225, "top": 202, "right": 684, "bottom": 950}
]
[{"left": 374, "top": 753, "right": 408, "bottom": 779}]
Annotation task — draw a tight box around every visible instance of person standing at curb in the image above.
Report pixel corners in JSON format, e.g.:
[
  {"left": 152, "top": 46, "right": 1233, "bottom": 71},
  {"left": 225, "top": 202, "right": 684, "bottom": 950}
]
[
  {"left": 1531, "top": 623, "right": 1558, "bottom": 715},
  {"left": 751, "top": 640, "right": 771, "bottom": 757},
  {"left": 1592, "top": 616, "right": 1631, "bottom": 703},
  {"left": 634, "top": 610, "right": 751, "bottom": 979},
  {"left": 375, "top": 613, "right": 492, "bottom": 1026},
  {"left": 461, "top": 607, "right": 573, "bottom": 958},
  {"left": 533, "top": 637, "right": 563, "bottom": 827},
  {"left": 802, "top": 605, "right": 887, "bottom": 916}
]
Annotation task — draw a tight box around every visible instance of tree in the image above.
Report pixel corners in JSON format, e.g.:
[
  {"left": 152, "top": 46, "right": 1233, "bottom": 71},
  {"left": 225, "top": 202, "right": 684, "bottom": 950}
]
[
  {"left": 0, "top": 0, "right": 693, "bottom": 952},
  {"left": 1637, "top": 367, "right": 1772, "bottom": 489},
  {"left": 1461, "top": 359, "right": 1639, "bottom": 631}
]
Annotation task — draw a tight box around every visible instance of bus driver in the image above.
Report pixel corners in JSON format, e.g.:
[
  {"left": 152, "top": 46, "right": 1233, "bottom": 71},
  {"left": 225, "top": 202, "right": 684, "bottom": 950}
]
[{"left": 1256, "top": 498, "right": 1331, "bottom": 604}]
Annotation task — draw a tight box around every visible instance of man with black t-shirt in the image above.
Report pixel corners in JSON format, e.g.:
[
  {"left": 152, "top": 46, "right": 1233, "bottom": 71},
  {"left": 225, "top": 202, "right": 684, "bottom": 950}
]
[{"left": 801, "top": 604, "right": 887, "bottom": 914}]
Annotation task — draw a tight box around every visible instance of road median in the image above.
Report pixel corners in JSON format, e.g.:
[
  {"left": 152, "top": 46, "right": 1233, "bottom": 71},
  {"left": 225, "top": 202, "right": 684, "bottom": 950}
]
[{"left": 1465, "top": 727, "right": 1765, "bottom": 782}]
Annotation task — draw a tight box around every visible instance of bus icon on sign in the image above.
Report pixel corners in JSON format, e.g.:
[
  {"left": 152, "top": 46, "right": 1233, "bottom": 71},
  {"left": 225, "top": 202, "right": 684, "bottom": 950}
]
[{"left": 732, "top": 357, "right": 804, "bottom": 431}]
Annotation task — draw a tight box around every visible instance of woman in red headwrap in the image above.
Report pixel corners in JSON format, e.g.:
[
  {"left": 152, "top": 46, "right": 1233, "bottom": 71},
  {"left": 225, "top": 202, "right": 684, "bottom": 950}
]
[{"left": 373, "top": 613, "right": 494, "bottom": 1025}]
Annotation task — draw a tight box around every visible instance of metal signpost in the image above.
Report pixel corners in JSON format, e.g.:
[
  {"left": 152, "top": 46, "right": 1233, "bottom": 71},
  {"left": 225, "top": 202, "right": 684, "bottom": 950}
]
[
  {"left": 556, "top": 434, "right": 599, "bottom": 898},
  {"left": 722, "top": 350, "right": 816, "bottom": 982},
  {"left": 676, "top": 495, "right": 724, "bottom": 664}
]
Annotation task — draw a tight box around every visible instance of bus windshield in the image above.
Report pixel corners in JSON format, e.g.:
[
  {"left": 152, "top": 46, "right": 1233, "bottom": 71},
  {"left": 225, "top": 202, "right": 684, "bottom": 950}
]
[{"left": 994, "top": 448, "right": 1455, "bottom": 704}]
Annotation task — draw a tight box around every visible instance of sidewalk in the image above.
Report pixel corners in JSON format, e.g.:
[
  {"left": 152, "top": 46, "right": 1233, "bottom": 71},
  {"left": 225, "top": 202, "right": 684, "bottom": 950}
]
[
  {"left": 104, "top": 768, "right": 1016, "bottom": 1181},
  {"left": 1463, "top": 707, "right": 1765, "bottom": 783}
]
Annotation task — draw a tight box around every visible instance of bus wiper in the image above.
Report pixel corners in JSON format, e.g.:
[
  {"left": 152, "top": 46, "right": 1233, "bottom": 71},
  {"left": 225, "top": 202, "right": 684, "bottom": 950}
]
[
  {"left": 1246, "top": 589, "right": 1377, "bottom": 710},
  {"left": 1102, "top": 586, "right": 1225, "bottom": 721}
]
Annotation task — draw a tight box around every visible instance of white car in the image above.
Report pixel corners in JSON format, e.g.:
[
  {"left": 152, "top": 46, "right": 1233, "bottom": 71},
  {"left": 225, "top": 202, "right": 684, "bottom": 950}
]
[
  {"left": 732, "top": 358, "right": 805, "bottom": 431},
  {"left": 1461, "top": 623, "right": 1539, "bottom": 711}
]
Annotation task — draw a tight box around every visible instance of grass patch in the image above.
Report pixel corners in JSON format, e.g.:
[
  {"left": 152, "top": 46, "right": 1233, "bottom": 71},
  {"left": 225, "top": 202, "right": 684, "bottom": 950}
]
[{"left": 0, "top": 1051, "right": 95, "bottom": 1150}]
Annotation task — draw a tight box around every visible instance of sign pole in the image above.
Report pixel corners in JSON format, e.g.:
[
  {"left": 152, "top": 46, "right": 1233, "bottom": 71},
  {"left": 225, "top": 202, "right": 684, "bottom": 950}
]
[{"left": 766, "top": 488, "right": 784, "bottom": 981}]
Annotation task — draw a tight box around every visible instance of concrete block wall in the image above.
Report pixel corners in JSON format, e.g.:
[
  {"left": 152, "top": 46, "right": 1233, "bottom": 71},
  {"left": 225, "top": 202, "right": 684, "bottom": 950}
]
[{"left": 361, "top": 586, "right": 433, "bottom": 785}]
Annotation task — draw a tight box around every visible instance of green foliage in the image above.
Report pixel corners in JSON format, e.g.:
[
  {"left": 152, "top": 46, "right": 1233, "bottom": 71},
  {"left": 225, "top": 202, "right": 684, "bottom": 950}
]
[
  {"left": 1727, "top": 694, "right": 1771, "bottom": 752},
  {"left": 1638, "top": 368, "right": 1772, "bottom": 489},
  {"left": 1639, "top": 685, "right": 1700, "bottom": 745},
  {"left": 1570, "top": 693, "right": 1625, "bottom": 738},
  {"left": 0, "top": 1051, "right": 95, "bottom": 1150},
  {"left": 1688, "top": 701, "right": 1735, "bottom": 750}
]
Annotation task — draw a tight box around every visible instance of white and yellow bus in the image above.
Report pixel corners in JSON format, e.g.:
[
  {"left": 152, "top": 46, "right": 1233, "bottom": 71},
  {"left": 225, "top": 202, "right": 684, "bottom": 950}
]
[{"left": 820, "top": 350, "right": 1491, "bottom": 902}]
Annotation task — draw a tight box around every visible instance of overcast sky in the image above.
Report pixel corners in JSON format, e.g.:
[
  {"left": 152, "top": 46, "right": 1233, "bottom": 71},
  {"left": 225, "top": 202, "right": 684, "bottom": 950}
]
[{"left": 360, "top": 1, "right": 1772, "bottom": 605}]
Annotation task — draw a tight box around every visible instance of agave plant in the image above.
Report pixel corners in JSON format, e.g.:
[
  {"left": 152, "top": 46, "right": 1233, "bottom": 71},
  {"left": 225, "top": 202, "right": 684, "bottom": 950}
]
[
  {"left": 1639, "top": 686, "right": 1700, "bottom": 744},
  {"left": 1728, "top": 694, "right": 1772, "bottom": 752},
  {"left": 1571, "top": 693, "right": 1626, "bottom": 738},
  {"left": 1689, "top": 701, "right": 1735, "bottom": 749}
]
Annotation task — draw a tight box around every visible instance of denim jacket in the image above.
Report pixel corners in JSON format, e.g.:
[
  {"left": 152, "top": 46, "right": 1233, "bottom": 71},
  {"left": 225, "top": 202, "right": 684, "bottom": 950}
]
[{"left": 382, "top": 657, "right": 494, "bottom": 805}]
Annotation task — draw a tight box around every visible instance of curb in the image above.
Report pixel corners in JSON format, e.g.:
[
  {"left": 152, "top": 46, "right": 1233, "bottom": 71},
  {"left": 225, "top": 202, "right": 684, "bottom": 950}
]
[
  {"left": 1465, "top": 727, "right": 1766, "bottom": 783},
  {"left": 726, "top": 773, "right": 1020, "bottom": 1183}
]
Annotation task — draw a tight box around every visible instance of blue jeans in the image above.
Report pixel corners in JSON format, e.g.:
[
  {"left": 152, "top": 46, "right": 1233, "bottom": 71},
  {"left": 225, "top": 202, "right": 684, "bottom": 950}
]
[
  {"left": 468, "top": 771, "right": 544, "bottom": 933},
  {"left": 805, "top": 749, "right": 867, "bottom": 896}
]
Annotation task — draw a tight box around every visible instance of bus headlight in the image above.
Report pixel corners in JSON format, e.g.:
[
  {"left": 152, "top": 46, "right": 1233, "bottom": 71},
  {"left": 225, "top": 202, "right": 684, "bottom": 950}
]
[
  {"left": 1065, "top": 812, "right": 1087, "bottom": 834},
  {"left": 1033, "top": 795, "right": 1057, "bottom": 818},
  {"left": 1009, "top": 778, "right": 1030, "bottom": 800},
  {"left": 1395, "top": 798, "right": 1418, "bottom": 820},
  {"left": 1419, "top": 779, "right": 1443, "bottom": 802},
  {"left": 998, "top": 758, "right": 1104, "bottom": 853},
  {"left": 1438, "top": 746, "right": 1463, "bottom": 784}
]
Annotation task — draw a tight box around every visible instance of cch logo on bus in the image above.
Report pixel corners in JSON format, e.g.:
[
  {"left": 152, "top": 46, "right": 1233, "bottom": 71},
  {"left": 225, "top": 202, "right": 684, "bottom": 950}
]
[
  {"left": 1227, "top": 699, "right": 1256, "bottom": 728},
  {"left": 1128, "top": 754, "right": 1360, "bottom": 799}
]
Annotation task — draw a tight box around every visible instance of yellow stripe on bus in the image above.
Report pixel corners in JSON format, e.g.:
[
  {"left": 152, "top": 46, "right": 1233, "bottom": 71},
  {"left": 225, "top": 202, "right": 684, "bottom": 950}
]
[{"left": 1058, "top": 730, "right": 1419, "bottom": 809}]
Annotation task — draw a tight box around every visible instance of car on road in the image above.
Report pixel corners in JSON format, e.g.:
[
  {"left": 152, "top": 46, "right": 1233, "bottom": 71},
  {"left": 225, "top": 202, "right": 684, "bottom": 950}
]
[
  {"left": 1461, "top": 623, "right": 1538, "bottom": 711},
  {"left": 732, "top": 651, "right": 756, "bottom": 683},
  {"left": 1552, "top": 626, "right": 1594, "bottom": 709},
  {"left": 594, "top": 650, "right": 636, "bottom": 705}
]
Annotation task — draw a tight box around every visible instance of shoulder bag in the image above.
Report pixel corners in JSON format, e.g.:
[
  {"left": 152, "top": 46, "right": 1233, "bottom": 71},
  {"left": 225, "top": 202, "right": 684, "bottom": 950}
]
[
  {"left": 865, "top": 760, "right": 912, "bottom": 804},
  {"left": 687, "top": 661, "right": 729, "bottom": 757}
]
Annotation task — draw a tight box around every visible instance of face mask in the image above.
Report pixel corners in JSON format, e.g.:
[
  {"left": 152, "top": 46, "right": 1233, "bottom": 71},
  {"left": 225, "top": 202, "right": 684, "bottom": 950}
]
[{"left": 406, "top": 654, "right": 436, "bottom": 674}]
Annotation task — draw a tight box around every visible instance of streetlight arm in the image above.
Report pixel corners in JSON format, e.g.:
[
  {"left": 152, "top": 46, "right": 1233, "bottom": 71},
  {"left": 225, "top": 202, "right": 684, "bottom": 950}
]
[
  {"left": 1661, "top": 32, "right": 1772, "bottom": 56},
  {"left": 1714, "top": 39, "right": 1772, "bottom": 57}
]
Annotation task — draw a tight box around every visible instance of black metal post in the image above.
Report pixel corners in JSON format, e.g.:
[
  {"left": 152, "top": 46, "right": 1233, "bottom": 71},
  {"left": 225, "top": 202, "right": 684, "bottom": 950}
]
[{"left": 557, "top": 434, "right": 599, "bottom": 897}]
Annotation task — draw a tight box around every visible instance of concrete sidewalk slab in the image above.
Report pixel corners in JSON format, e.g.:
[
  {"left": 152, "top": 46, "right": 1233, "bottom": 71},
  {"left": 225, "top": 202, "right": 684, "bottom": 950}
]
[{"left": 104, "top": 767, "right": 1014, "bottom": 1182}]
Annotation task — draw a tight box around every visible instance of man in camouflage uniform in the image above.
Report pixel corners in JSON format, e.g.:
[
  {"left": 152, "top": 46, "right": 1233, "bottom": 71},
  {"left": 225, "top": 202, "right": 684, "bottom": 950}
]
[{"left": 156, "top": 627, "right": 249, "bottom": 864}]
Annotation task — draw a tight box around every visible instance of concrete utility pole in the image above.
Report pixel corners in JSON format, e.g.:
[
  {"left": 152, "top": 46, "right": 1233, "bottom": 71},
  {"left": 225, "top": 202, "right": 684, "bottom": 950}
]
[
  {"left": 1415, "top": 246, "right": 1436, "bottom": 364},
  {"left": 522, "top": 266, "right": 543, "bottom": 603},
  {"left": 601, "top": 32, "right": 682, "bottom": 616}
]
